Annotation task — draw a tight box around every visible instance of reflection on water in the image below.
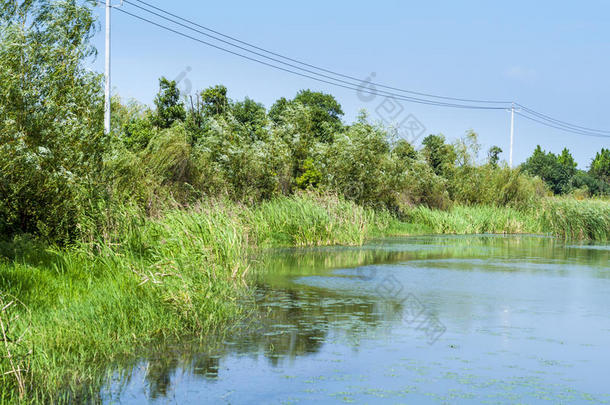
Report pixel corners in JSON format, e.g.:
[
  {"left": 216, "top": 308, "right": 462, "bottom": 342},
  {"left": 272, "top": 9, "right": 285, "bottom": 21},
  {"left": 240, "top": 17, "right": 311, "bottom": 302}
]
[{"left": 99, "top": 235, "right": 609, "bottom": 404}]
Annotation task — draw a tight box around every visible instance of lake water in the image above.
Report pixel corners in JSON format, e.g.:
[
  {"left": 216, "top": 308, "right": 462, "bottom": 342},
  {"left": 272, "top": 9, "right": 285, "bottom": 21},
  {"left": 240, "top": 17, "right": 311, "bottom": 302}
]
[{"left": 102, "top": 235, "right": 610, "bottom": 404}]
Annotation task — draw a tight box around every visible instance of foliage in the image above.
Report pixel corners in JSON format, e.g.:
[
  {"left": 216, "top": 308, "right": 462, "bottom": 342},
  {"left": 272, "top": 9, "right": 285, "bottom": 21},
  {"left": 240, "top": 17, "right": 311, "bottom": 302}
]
[
  {"left": 521, "top": 146, "right": 577, "bottom": 195},
  {"left": 269, "top": 89, "right": 343, "bottom": 143},
  {"left": 590, "top": 148, "right": 610, "bottom": 183},
  {"left": 200, "top": 84, "right": 230, "bottom": 117},
  {"left": 324, "top": 114, "right": 402, "bottom": 210},
  {"left": 0, "top": 0, "right": 105, "bottom": 243},
  {"left": 422, "top": 134, "right": 456, "bottom": 178},
  {"left": 152, "top": 77, "right": 185, "bottom": 129},
  {"left": 488, "top": 145, "right": 503, "bottom": 167},
  {"left": 570, "top": 169, "right": 610, "bottom": 197},
  {"left": 0, "top": 1, "right": 606, "bottom": 246}
]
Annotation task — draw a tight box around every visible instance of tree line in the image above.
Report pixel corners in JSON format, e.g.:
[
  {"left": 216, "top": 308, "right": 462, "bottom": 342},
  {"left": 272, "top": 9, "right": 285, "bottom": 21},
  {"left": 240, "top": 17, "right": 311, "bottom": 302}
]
[{"left": 1, "top": 0, "right": 608, "bottom": 244}]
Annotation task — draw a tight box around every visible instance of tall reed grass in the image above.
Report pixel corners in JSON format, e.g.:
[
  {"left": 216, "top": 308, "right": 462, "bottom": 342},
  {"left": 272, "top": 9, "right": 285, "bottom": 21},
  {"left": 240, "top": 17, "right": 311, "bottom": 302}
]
[
  {"left": 404, "top": 205, "right": 542, "bottom": 235},
  {"left": 0, "top": 193, "right": 387, "bottom": 402},
  {"left": 542, "top": 198, "right": 610, "bottom": 241}
]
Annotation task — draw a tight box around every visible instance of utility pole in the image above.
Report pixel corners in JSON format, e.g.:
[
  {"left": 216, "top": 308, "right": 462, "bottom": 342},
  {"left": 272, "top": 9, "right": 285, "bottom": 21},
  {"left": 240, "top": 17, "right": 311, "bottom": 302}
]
[
  {"left": 509, "top": 102, "right": 515, "bottom": 168},
  {"left": 104, "top": 0, "right": 111, "bottom": 135}
]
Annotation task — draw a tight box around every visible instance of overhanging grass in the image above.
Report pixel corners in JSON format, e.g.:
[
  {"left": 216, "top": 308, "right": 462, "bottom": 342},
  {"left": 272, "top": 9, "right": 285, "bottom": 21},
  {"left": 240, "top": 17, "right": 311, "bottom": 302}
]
[{"left": 0, "top": 194, "right": 388, "bottom": 403}]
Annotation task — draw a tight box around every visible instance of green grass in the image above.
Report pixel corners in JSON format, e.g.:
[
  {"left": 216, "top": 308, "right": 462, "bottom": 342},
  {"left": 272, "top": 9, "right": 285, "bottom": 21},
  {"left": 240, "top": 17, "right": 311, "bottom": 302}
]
[
  {"left": 0, "top": 193, "right": 389, "bottom": 403},
  {"left": 393, "top": 199, "right": 608, "bottom": 241},
  {"left": 542, "top": 198, "right": 610, "bottom": 241},
  {"left": 245, "top": 193, "right": 391, "bottom": 247},
  {"left": 0, "top": 194, "right": 607, "bottom": 403},
  {"left": 401, "top": 205, "right": 543, "bottom": 235}
]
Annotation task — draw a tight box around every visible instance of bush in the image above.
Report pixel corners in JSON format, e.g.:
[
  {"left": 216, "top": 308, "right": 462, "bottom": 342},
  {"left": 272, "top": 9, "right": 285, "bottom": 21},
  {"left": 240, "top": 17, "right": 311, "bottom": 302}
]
[
  {"left": 324, "top": 114, "right": 402, "bottom": 210},
  {"left": 397, "top": 159, "right": 452, "bottom": 210},
  {"left": 450, "top": 165, "right": 546, "bottom": 210}
]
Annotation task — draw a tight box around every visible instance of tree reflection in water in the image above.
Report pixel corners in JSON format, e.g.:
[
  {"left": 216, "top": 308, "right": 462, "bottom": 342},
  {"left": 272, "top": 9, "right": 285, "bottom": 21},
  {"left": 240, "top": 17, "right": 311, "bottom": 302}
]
[{"left": 89, "top": 235, "right": 609, "bottom": 403}]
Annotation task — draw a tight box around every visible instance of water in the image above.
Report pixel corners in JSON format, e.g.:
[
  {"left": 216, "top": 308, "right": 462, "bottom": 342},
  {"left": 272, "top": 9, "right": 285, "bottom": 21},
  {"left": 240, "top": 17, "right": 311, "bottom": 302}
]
[{"left": 102, "top": 235, "right": 610, "bottom": 404}]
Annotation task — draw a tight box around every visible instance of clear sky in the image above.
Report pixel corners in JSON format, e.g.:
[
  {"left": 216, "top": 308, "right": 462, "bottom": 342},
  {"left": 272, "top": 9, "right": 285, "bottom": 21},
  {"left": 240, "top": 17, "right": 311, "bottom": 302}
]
[{"left": 90, "top": 0, "right": 609, "bottom": 168}]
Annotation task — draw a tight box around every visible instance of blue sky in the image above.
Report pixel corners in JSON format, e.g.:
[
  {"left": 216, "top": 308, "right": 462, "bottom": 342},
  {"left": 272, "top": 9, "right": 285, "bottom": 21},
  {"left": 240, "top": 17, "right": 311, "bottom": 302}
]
[{"left": 90, "top": 0, "right": 609, "bottom": 167}]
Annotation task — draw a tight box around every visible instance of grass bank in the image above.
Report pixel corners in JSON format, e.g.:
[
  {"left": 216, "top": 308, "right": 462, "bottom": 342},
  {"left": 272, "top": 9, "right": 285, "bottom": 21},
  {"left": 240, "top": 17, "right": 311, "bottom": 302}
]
[
  {"left": 0, "top": 194, "right": 389, "bottom": 403},
  {"left": 0, "top": 194, "right": 607, "bottom": 403}
]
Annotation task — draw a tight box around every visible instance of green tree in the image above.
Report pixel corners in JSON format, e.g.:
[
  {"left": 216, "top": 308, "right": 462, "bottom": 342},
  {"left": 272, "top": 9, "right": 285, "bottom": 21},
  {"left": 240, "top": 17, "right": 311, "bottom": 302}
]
[
  {"left": 112, "top": 96, "right": 155, "bottom": 151},
  {"left": 392, "top": 139, "right": 418, "bottom": 161},
  {"left": 269, "top": 90, "right": 344, "bottom": 143},
  {"left": 558, "top": 148, "right": 577, "bottom": 173},
  {"left": 590, "top": 148, "right": 610, "bottom": 183},
  {"left": 232, "top": 97, "right": 267, "bottom": 141},
  {"left": 0, "top": 0, "right": 106, "bottom": 241},
  {"left": 200, "top": 85, "right": 230, "bottom": 117},
  {"left": 571, "top": 170, "right": 610, "bottom": 196},
  {"left": 488, "top": 146, "right": 503, "bottom": 167},
  {"left": 454, "top": 130, "right": 481, "bottom": 167},
  {"left": 521, "top": 146, "right": 576, "bottom": 195},
  {"left": 153, "top": 77, "right": 185, "bottom": 129},
  {"left": 422, "top": 134, "right": 456, "bottom": 177},
  {"left": 268, "top": 97, "right": 290, "bottom": 124}
]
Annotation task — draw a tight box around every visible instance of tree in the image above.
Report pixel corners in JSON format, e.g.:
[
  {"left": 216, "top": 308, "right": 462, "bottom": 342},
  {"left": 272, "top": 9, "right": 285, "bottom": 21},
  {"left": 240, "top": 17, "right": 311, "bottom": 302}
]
[
  {"left": 571, "top": 170, "right": 610, "bottom": 196},
  {"left": 422, "top": 134, "right": 456, "bottom": 177},
  {"left": 0, "top": 0, "right": 106, "bottom": 241},
  {"left": 521, "top": 146, "right": 576, "bottom": 195},
  {"left": 392, "top": 139, "right": 418, "bottom": 161},
  {"left": 232, "top": 97, "right": 267, "bottom": 141},
  {"left": 590, "top": 148, "right": 610, "bottom": 183},
  {"left": 269, "top": 90, "right": 344, "bottom": 143},
  {"left": 487, "top": 146, "right": 503, "bottom": 167},
  {"left": 454, "top": 130, "right": 481, "bottom": 167},
  {"left": 153, "top": 77, "right": 185, "bottom": 129},
  {"left": 200, "top": 85, "right": 229, "bottom": 117},
  {"left": 325, "top": 114, "right": 398, "bottom": 208},
  {"left": 558, "top": 148, "right": 577, "bottom": 173},
  {"left": 268, "top": 97, "right": 290, "bottom": 124}
]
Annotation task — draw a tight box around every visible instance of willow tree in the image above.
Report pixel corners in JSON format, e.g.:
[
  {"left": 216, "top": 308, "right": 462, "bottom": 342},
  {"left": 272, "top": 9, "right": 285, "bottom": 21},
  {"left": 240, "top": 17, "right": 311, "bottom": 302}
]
[{"left": 0, "top": 0, "right": 105, "bottom": 242}]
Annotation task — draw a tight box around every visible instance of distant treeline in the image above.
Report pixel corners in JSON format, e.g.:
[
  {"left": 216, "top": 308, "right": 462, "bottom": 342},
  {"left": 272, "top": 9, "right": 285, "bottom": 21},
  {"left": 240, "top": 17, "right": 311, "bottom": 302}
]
[{"left": 1, "top": 0, "right": 609, "bottom": 244}]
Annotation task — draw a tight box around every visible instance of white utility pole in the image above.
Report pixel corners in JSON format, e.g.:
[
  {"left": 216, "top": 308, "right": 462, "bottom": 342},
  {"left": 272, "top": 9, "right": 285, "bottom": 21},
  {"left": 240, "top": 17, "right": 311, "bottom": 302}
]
[
  {"left": 509, "top": 102, "right": 515, "bottom": 168},
  {"left": 104, "top": 0, "right": 111, "bottom": 134}
]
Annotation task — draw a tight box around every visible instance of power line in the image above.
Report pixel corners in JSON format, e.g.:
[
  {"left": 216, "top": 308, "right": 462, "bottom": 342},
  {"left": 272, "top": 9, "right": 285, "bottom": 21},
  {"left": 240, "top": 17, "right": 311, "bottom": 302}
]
[
  {"left": 112, "top": 2, "right": 610, "bottom": 138},
  {"left": 516, "top": 103, "right": 610, "bottom": 135},
  {"left": 516, "top": 111, "right": 610, "bottom": 138},
  {"left": 119, "top": 2, "right": 505, "bottom": 110},
  {"left": 128, "top": 0, "right": 511, "bottom": 106},
  {"left": 114, "top": 7, "right": 507, "bottom": 110}
]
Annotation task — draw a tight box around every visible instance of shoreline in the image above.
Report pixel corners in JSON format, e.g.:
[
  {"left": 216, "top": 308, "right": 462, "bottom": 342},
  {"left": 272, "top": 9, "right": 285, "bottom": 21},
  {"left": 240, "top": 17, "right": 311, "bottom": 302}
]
[{"left": 0, "top": 195, "right": 608, "bottom": 403}]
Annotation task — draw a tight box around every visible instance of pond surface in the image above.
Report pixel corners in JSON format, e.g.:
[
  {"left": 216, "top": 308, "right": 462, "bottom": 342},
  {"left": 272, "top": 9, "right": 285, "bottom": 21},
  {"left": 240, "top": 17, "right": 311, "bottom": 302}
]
[{"left": 102, "top": 235, "right": 610, "bottom": 404}]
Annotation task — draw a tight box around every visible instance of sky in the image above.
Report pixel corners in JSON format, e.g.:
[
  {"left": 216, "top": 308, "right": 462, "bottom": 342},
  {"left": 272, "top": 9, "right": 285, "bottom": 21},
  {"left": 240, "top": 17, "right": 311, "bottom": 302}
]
[{"left": 90, "top": 0, "right": 610, "bottom": 168}]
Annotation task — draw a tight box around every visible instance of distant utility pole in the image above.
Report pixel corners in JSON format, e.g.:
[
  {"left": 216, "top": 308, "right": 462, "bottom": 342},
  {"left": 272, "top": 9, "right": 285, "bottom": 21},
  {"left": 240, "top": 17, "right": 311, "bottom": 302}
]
[
  {"left": 104, "top": 0, "right": 111, "bottom": 135},
  {"left": 509, "top": 102, "right": 515, "bottom": 168}
]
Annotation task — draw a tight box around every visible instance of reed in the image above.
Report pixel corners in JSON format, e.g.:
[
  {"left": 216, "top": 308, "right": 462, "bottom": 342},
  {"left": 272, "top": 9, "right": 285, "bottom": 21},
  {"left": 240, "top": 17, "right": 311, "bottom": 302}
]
[{"left": 541, "top": 198, "right": 610, "bottom": 241}]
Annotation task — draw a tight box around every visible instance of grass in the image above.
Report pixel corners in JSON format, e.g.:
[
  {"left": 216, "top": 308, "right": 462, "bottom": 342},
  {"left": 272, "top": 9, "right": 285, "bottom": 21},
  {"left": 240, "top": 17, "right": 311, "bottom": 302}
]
[
  {"left": 401, "top": 205, "right": 543, "bottom": 235},
  {"left": 0, "top": 193, "right": 389, "bottom": 403},
  {"left": 541, "top": 198, "right": 610, "bottom": 241},
  {"left": 394, "top": 199, "right": 608, "bottom": 241},
  {"left": 245, "top": 193, "right": 391, "bottom": 247},
  {"left": 0, "top": 194, "right": 607, "bottom": 403}
]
